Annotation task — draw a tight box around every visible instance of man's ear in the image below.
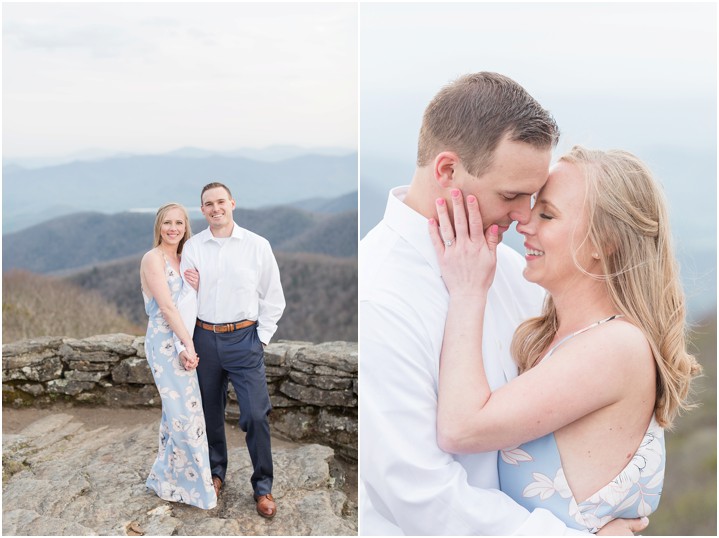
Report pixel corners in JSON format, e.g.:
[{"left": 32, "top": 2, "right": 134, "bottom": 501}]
[{"left": 433, "top": 151, "right": 461, "bottom": 189}]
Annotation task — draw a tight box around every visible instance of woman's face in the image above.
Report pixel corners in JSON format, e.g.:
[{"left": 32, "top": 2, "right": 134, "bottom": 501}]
[
  {"left": 516, "top": 160, "right": 598, "bottom": 292},
  {"left": 159, "top": 207, "right": 186, "bottom": 248}
]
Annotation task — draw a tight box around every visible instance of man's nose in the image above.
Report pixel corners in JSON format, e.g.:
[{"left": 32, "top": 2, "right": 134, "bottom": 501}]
[
  {"left": 509, "top": 198, "right": 532, "bottom": 225},
  {"left": 516, "top": 209, "right": 536, "bottom": 236}
]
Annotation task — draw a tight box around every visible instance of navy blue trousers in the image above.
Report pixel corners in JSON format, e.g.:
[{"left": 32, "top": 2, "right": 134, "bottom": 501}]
[{"left": 193, "top": 323, "right": 273, "bottom": 495}]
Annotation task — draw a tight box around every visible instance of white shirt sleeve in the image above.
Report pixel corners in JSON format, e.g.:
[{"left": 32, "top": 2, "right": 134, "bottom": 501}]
[
  {"left": 173, "top": 241, "right": 199, "bottom": 353},
  {"left": 360, "top": 299, "right": 588, "bottom": 536},
  {"left": 255, "top": 242, "right": 286, "bottom": 344}
]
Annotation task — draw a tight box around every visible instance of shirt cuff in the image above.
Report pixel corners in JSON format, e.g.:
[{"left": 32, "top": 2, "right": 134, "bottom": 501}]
[
  {"left": 257, "top": 327, "right": 274, "bottom": 346},
  {"left": 174, "top": 340, "right": 186, "bottom": 354}
]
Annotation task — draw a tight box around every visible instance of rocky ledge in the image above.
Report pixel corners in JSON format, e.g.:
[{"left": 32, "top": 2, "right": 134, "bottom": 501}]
[
  {"left": 2, "top": 413, "right": 357, "bottom": 536},
  {"left": 2, "top": 335, "right": 357, "bottom": 460}
]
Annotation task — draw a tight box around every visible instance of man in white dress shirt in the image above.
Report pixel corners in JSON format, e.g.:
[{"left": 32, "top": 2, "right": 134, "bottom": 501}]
[
  {"left": 179, "top": 182, "right": 285, "bottom": 519},
  {"left": 360, "top": 73, "right": 646, "bottom": 535}
]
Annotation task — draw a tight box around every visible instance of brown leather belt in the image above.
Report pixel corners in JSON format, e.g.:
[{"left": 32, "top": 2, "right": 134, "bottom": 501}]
[{"left": 196, "top": 319, "right": 256, "bottom": 333}]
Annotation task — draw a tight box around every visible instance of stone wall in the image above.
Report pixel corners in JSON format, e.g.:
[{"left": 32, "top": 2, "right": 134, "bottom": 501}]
[{"left": 2, "top": 334, "right": 358, "bottom": 460}]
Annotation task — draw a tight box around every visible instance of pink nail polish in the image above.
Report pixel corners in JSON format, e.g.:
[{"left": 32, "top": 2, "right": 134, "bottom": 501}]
[
  {"left": 451, "top": 189, "right": 460, "bottom": 198},
  {"left": 436, "top": 198, "right": 445, "bottom": 206}
]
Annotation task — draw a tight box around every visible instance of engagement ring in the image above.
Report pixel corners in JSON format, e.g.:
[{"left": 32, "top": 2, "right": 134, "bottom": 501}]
[{"left": 444, "top": 238, "right": 454, "bottom": 247}]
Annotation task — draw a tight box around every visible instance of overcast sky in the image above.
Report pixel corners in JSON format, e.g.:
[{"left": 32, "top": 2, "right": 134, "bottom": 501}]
[
  {"left": 3, "top": 3, "right": 715, "bottom": 162},
  {"left": 361, "top": 2, "right": 717, "bottom": 165},
  {"left": 3, "top": 2, "right": 358, "bottom": 159}
]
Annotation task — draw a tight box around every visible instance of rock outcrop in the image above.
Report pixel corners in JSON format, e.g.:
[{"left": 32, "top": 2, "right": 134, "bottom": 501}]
[
  {"left": 2, "top": 413, "right": 357, "bottom": 536},
  {"left": 2, "top": 335, "right": 357, "bottom": 460}
]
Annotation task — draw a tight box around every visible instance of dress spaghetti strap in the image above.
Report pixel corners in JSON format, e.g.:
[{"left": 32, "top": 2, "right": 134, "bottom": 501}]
[{"left": 542, "top": 314, "right": 624, "bottom": 362}]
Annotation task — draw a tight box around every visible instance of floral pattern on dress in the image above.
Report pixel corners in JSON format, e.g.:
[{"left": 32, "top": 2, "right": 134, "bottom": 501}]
[
  {"left": 499, "top": 417, "right": 665, "bottom": 532},
  {"left": 143, "top": 257, "right": 216, "bottom": 509},
  {"left": 500, "top": 446, "right": 533, "bottom": 466}
]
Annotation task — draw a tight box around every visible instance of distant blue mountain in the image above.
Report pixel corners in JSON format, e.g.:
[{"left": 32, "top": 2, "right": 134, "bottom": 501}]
[
  {"left": 2, "top": 150, "right": 357, "bottom": 233},
  {"left": 2, "top": 192, "right": 357, "bottom": 274},
  {"left": 161, "top": 145, "right": 355, "bottom": 162},
  {"left": 284, "top": 191, "right": 358, "bottom": 214},
  {"left": 2, "top": 145, "right": 355, "bottom": 169}
]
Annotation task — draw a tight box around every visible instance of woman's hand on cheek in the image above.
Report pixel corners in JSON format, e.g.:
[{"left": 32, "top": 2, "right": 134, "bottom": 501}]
[{"left": 429, "top": 189, "right": 498, "bottom": 297}]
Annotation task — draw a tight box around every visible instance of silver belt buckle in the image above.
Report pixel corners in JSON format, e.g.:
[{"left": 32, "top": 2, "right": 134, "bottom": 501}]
[{"left": 213, "top": 324, "right": 224, "bottom": 333}]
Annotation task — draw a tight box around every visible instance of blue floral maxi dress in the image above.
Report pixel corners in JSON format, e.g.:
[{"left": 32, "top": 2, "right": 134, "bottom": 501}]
[{"left": 143, "top": 257, "right": 217, "bottom": 509}]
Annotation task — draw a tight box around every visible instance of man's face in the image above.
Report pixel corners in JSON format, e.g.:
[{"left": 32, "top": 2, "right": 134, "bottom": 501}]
[
  {"left": 200, "top": 187, "right": 236, "bottom": 229},
  {"left": 452, "top": 137, "right": 551, "bottom": 242}
]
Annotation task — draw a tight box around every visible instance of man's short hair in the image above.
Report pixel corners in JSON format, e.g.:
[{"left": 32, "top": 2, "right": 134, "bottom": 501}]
[
  {"left": 417, "top": 72, "right": 559, "bottom": 177},
  {"left": 201, "top": 182, "right": 233, "bottom": 203}
]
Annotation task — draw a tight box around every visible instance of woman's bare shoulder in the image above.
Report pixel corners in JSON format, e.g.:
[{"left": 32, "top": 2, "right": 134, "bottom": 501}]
[
  {"left": 141, "top": 248, "right": 163, "bottom": 269},
  {"left": 560, "top": 318, "right": 654, "bottom": 372}
]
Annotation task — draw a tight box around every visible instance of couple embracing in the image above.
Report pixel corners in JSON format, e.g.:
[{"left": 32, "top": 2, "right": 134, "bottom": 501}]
[
  {"left": 360, "top": 73, "right": 700, "bottom": 535},
  {"left": 139, "top": 182, "right": 285, "bottom": 518}
]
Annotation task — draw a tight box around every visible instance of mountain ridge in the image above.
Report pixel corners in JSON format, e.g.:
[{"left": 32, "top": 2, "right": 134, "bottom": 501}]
[
  {"left": 3, "top": 144, "right": 355, "bottom": 169},
  {"left": 3, "top": 152, "right": 357, "bottom": 233},
  {"left": 3, "top": 195, "right": 357, "bottom": 275}
]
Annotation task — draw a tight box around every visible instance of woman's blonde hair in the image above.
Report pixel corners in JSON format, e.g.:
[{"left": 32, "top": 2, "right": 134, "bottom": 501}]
[
  {"left": 511, "top": 145, "right": 701, "bottom": 428},
  {"left": 153, "top": 203, "right": 192, "bottom": 255}
]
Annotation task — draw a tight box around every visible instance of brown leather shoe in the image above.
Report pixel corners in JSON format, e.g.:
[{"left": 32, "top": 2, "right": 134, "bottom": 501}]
[
  {"left": 212, "top": 476, "right": 222, "bottom": 499},
  {"left": 254, "top": 493, "right": 277, "bottom": 519}
]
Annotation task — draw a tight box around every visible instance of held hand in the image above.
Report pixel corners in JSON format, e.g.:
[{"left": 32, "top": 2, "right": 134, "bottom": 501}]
[
  {"left": 179, "top": 350, "right": 191, "bottom": 370},
  {"left": 596, "top": 517, "right": 649, "bottom": 536},
  {"left": 184, "top": 268, "right": 200, "bottom": 291},
  {"left": 428, "top": 189, "right": 499, "bottom": 296},
  {"left": 179, "top": 349, "right": 199, "bottom": 371}
]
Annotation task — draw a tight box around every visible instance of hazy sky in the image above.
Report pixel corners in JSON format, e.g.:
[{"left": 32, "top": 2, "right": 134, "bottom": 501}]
[
  {"left": 361, "top": 2, "right": 717, "bottom": 165},
  {"left": 3, "top": 2, "right": 358, "bottom": 158}
]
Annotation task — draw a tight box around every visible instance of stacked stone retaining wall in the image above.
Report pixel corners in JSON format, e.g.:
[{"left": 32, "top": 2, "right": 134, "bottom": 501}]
[{"left": 2, "top": 334, "right": 357, "bottom": 460}]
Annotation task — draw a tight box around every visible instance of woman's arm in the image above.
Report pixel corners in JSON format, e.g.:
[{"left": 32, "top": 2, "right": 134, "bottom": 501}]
[
  {"left": 436, "top": 320, "right": 637, "bottom": 453},
  {"left": 184, "top": 268, "right": 199, "bottom": 291},
  {"left": 141, "top": 250, "right": 198, "bottom": 368},
  {"left": 430, "top": 190, "right": 636, "bottom": 454},
  {"left": 428, "top": 190, "right": 497, "bottom": 452}
]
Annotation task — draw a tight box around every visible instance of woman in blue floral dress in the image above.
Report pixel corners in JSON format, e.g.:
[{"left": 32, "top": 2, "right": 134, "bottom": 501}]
[
  {"left": 430, "top": 147, "right": 700, "bottom": 533},
  {"left": 140, "top": 202, "right": 216, "bottom": 509}
]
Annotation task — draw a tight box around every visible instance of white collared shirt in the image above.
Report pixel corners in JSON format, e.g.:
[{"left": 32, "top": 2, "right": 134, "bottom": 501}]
[
  {"left": 359, "top": 187, "right": 585, "bottom": 535},
  {"left": 178, "top": 222, "right": 285, "bottom": 344}
]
